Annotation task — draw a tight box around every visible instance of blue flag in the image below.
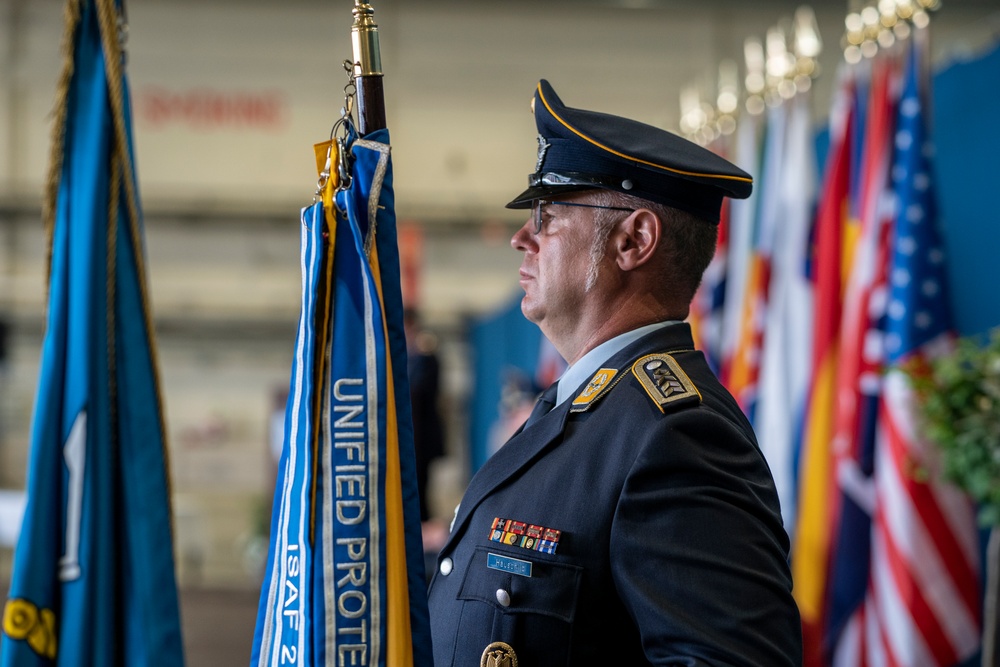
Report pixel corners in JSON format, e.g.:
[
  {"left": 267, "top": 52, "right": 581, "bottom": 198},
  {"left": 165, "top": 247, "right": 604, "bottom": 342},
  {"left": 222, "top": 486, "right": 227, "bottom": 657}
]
[
  {"left": 251, "top": 124, "right": 432, "bottom": 666},
  {"left": 0, "top": 1, "right": 184, "bottom": 665}
]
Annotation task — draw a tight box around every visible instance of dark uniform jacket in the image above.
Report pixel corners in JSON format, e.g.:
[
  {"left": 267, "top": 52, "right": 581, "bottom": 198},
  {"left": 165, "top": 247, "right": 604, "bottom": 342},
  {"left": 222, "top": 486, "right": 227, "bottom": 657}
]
[{"left": 427, "top": 323, "right": 802, "bottom": 666}]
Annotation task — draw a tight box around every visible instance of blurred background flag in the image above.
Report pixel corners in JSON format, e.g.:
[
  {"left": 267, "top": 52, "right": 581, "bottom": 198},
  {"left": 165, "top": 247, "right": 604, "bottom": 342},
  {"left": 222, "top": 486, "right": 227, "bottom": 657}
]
[
  {"left": 250, "top": 4, "right": 432, "bottom": 665},
  {"left": 726, "top": 98, "right": 786, "bottom": 420},
  {"left": 756, "top": 88, "right": 817, "bottom": 533},
  {"left": 822, "top": 54, "right": 897, "bottom": 666},
  {"left": 792, "top": 66, "right": 855, "bottom": 667},
  {"left": 687, "top": 207, "right": 726, "bottom": 372},
  {"left": 0, "top": 0, "right": 185, "bottom": 665},
  {"left": 718, "top": 104, "right": 762, "bottom": 388}
]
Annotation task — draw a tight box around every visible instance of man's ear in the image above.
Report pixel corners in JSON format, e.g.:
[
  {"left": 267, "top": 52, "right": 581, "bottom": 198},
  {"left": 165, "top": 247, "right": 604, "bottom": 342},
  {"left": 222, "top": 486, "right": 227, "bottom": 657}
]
[{"left": 613, "top": 209, "right": 661, "bottom": 271}]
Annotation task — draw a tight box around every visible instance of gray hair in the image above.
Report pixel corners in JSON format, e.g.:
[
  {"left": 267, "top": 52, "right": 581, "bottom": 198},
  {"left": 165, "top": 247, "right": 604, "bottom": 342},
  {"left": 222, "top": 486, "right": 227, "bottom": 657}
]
[{"left": 584, "top": 190, "right": 718, "bottom": 305}]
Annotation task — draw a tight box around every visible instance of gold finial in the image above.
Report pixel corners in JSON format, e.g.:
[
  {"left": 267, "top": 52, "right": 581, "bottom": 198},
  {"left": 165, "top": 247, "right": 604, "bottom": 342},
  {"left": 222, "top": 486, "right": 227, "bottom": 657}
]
[{"left": 351, "top": 1, "right": 382, "bottom": 77}]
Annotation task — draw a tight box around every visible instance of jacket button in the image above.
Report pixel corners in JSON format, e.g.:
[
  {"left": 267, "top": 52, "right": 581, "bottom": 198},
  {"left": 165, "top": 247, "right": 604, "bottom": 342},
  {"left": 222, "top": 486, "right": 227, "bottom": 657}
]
[
  {"left": 495, "top": 589, "right": 511, "bottom": 607},
  {"left": 439, "top": 557, "right": 453, "bottom": 576}
]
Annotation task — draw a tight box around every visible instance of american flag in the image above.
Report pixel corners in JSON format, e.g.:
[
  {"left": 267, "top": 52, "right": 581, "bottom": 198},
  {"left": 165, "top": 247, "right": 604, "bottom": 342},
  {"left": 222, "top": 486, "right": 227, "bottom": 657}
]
[{"left": 832, "top": 38, "right": 981, "bottom": 666}]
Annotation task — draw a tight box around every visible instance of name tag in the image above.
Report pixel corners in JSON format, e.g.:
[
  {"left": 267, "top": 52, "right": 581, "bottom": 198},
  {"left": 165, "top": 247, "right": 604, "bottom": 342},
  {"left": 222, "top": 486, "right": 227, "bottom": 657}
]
[{"left": 487, "top": 552, "right": 533, "bottom": 578}]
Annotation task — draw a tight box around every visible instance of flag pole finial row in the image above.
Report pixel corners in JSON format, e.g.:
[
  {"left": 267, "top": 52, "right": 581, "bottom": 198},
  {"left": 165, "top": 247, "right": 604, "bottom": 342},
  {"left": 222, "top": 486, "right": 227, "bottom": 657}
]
[
  {"left": 679, "top": 6, "right": 822, "bottom": 146},
  {"left": 843, "top": 0, "right": 941, "bottom": 63}
]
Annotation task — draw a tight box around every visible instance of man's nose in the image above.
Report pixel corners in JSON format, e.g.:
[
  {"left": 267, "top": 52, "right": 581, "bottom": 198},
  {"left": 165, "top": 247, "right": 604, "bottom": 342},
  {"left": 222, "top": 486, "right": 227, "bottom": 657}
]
[{"left": 511, "top": 218, "right": 534, "bottom": 252}]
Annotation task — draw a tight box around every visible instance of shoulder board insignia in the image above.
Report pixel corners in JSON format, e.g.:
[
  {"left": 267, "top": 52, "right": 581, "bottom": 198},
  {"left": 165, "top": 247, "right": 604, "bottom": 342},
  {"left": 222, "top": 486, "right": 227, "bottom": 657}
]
[
  {"left": 570, "top": 368, "right": 621, "bottom": 413},
  {"left": 632, "top": 353, "right": 701, "bottom": 412}
]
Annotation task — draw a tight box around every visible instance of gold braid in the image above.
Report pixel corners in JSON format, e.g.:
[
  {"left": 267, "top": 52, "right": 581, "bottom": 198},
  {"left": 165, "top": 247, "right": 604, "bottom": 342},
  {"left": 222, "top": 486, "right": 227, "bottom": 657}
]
[
  {"left": 95, "top": 0, "right": 119, "bottom": 450},
  {"left": 93, "top": 0, "right": 176, "bottom": 534},
  {"left": 42, "top": 0, "right": 83, "bottom": 287}
]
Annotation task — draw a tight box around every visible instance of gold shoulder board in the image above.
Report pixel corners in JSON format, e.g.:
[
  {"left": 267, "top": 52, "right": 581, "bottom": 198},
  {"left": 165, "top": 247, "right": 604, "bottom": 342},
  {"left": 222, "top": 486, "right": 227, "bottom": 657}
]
[{"left": 632, "top": 353, "right": 701, "bottom": 412}]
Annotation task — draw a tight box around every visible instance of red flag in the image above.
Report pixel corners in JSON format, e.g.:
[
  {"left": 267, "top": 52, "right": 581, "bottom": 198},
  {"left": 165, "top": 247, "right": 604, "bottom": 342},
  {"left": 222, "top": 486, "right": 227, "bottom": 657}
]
[
  {"left": 820, "top": 55, "right": 899, "bottom": 666},
  {"left": 792, "top": 68, "right": 856, "bottom": 667}
]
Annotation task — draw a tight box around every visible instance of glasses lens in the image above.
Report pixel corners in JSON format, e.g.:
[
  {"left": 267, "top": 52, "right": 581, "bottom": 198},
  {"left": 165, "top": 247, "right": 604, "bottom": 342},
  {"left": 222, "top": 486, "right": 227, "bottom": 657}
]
[{"left": 533, "top": 201, "right": 545, "bottom": 234}]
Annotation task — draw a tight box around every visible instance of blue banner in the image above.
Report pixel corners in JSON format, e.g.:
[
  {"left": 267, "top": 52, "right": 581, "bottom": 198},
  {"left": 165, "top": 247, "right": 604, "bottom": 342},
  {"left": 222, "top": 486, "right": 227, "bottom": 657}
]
[
  {"left": 251, "top": 127, "right": 431, "bottom": 666},
  {"left": 1, "top": 0, "right": 184, "bottom": 665}
]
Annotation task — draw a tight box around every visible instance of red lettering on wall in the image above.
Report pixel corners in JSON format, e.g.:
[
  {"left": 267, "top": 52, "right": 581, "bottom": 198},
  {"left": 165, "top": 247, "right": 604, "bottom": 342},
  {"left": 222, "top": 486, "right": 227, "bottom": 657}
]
[{"left": 136, "top": 87, "right": 288, "bottom": 131}]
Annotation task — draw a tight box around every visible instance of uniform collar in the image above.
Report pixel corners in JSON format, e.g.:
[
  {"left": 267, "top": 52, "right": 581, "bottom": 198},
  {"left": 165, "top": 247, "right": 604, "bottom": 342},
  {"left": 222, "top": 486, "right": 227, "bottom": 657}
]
[
  {"left": 442, "top": 321, "right": 697, "bottom": 552},
  {"left": 555, "top": 321, "right": 678, "bottom": 406}
]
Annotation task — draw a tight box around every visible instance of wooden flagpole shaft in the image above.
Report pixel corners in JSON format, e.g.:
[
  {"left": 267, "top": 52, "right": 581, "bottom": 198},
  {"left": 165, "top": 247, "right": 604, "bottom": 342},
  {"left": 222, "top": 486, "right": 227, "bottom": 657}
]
[{"left": 352, "top": 1, "right": 386, "bottom": 135}]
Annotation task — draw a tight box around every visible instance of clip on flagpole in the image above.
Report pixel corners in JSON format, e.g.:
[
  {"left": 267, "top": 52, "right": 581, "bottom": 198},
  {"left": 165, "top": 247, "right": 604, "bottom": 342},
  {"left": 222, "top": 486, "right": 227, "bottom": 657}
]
[{"left": 314, "top": 63, "right": 359, "bottom": 204}]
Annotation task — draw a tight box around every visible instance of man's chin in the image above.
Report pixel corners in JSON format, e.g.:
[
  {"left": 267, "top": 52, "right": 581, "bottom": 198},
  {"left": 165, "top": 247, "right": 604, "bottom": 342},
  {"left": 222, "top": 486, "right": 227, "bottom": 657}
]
[{"left": 520, "top": 298, "right": 542, "bottom": 325}]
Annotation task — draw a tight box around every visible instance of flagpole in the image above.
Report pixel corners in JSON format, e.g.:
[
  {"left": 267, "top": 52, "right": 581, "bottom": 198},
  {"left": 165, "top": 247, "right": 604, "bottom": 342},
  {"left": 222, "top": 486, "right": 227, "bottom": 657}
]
[{"left": 352, "top": 1, "right": 386, "bottom": 135}]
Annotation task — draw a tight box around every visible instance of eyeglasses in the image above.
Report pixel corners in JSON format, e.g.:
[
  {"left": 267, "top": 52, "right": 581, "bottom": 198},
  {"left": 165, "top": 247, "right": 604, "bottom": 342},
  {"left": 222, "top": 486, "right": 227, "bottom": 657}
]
[{"left": 531, "top": 200, "right": 635, "bottom": 234}]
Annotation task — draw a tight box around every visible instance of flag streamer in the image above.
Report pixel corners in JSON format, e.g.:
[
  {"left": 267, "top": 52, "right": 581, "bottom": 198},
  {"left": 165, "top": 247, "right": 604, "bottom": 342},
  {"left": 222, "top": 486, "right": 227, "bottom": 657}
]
[{"left": 251, "top": 52, "right": 431, "bottom": 666}]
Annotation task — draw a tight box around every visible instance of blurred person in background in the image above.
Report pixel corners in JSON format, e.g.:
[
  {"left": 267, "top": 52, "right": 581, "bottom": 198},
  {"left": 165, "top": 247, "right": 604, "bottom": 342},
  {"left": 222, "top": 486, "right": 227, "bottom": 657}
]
[{"left": 403, "top": 308, "right": 448, "bottom": 573}]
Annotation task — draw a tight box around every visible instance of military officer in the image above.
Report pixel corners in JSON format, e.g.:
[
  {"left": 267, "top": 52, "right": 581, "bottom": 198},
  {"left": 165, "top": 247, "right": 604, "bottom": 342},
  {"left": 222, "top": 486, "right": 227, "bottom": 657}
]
[{"left": 426, "top": 80, "right": 802, "bottom": 667}]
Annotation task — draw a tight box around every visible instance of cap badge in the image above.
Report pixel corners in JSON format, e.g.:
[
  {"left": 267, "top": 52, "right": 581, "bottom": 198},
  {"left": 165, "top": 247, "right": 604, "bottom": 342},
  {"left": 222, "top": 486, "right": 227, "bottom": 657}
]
[
  {"left": 481, "top": 641, "right": 518, "bottom": 667},
  {"left": 535, "top": 134, "right": 551, "bottom": 172},
  {"left": 632, "top": 353, "right": 701, "bottom": 412}
]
